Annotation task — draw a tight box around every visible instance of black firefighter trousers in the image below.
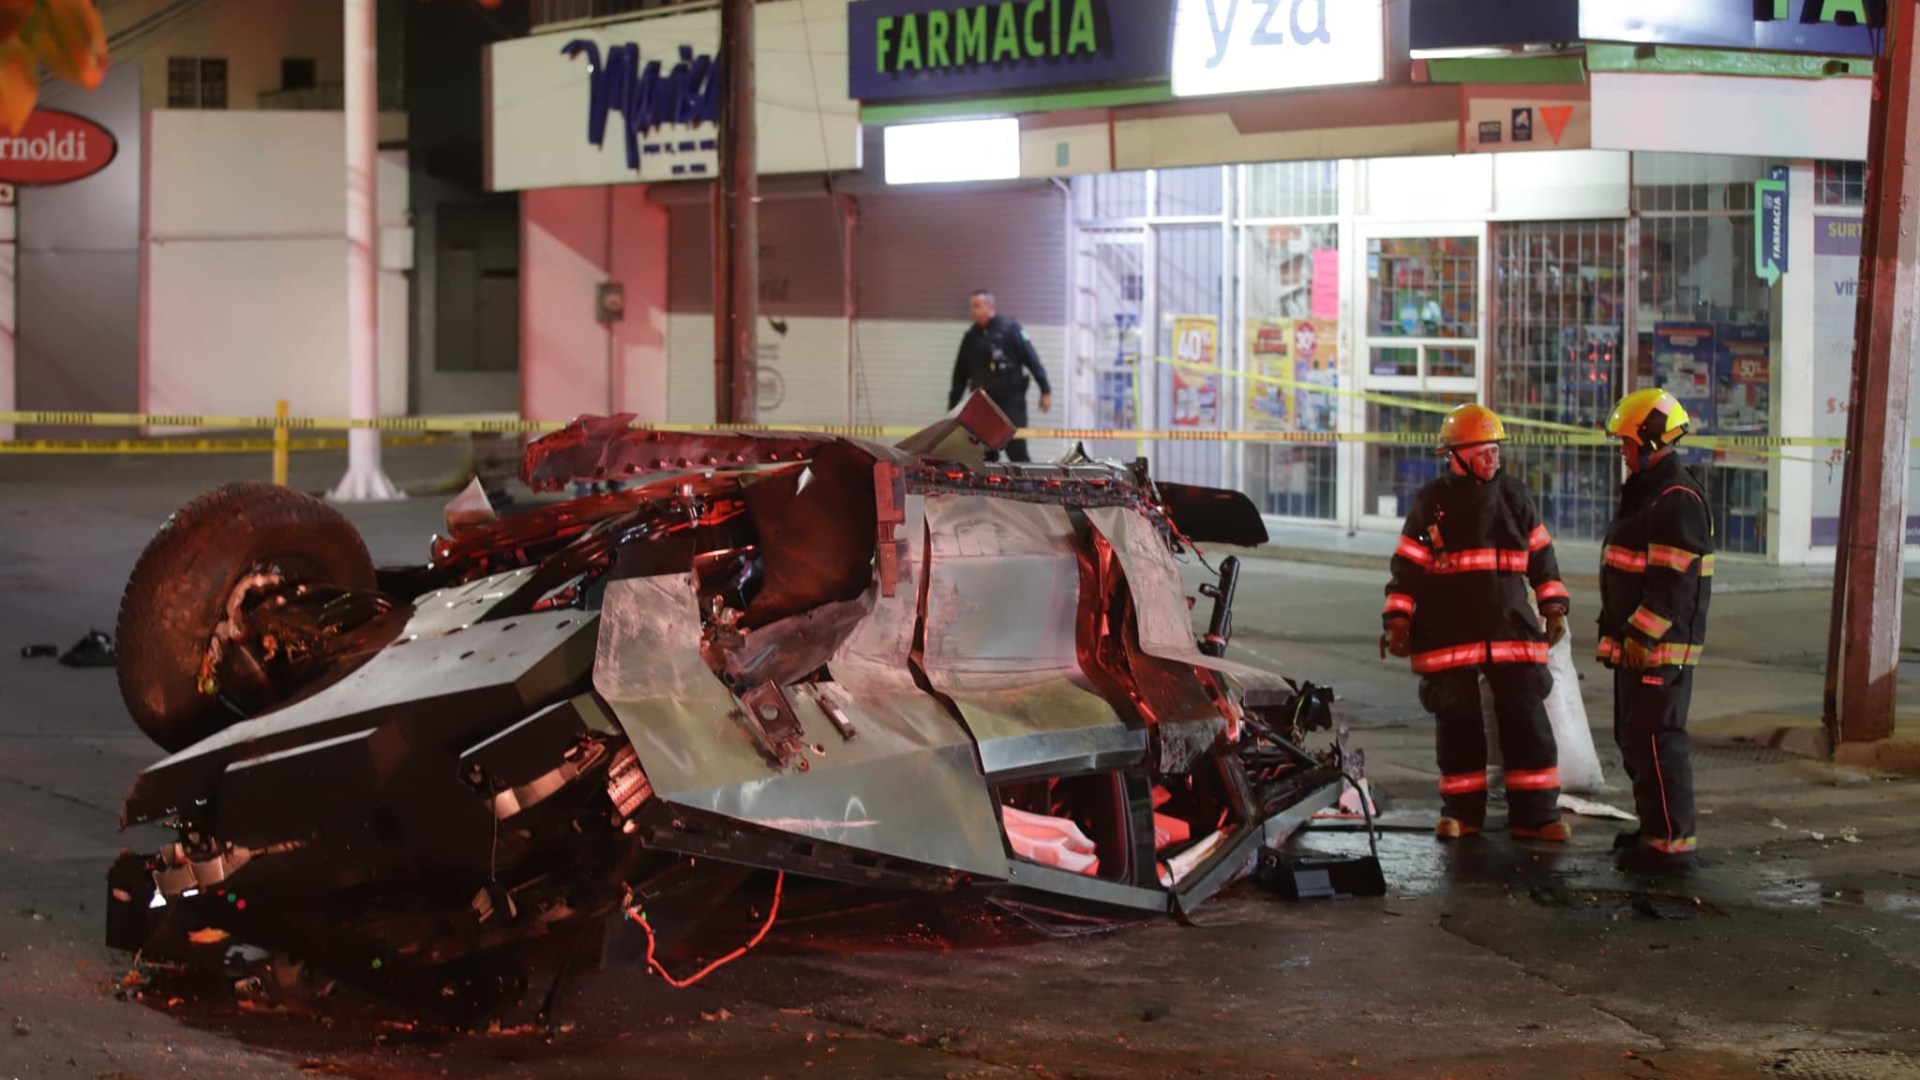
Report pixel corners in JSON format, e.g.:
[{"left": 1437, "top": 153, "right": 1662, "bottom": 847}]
[
  {"left": 1612, "top": 666, "right": 1697, "bottom": 854},
  {"left": 1420, "top": 662, "right": 1561, "bottom": 829}
]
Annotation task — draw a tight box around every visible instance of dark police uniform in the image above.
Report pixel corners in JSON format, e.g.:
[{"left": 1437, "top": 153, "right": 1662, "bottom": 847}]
[
  {"left": 949, "top": 315, "right": 1051, "bottom": 463},
  {"left": 1597, "top": 452, "right": 1714, "bottom": 857},
  {"left": 1384, "top": 471, "right": 1571, "bottom": 829}
]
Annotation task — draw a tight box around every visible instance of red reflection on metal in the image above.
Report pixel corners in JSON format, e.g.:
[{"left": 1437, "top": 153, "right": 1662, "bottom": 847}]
[
  {"left": 521, "top": 414, "right": 838, "bottom": 493},
  {"left": 873, "top": 460, "right": 904, "bottom": 598}
]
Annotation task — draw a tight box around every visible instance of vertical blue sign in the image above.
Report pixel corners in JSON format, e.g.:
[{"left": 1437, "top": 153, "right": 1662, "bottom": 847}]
[{"left": 1756, "top": 165, "right": 1790, "bottom": 286}]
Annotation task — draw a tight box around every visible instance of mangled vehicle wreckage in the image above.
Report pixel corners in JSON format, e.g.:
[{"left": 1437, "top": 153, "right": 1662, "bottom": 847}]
[{"left": 105, "top": 395, "right": 1350, "bottom": 1010}]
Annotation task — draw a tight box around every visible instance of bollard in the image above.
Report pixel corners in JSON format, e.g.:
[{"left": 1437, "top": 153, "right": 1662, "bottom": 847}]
[{"left": 272, "top": 399, "right": 290, "bottom": 487}]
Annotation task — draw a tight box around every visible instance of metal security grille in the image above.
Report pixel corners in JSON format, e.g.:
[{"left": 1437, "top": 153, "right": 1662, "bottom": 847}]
[
  {"left": 1633, "top": 153, "right": 1775, "bottom": 555},
  {"left": 1815, "top": 160, "right": 1868, "bottom": 207},
  {"left": 1246, "top": 160, "right": 1340, "bottom": 219},
  {"left": 1154, "top": 219, "right": 1228, "bottom": 488},
  {"left": 1492, "top": 220, "right": 1629, "bottom": 542}
]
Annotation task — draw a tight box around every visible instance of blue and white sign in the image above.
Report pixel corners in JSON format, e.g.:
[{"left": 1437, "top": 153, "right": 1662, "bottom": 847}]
[
  {"left": 561, "top": 40, "right": 723, "bottom": 176},
  {"left": 485, "top": 0, "right": 861, "bottom": 192},
  {"left": 1756, "top": 165, "right": 1790, "bottom": 286},
  {"left": 1169, "top": 0, "right": 1384, "bottom": 99}
]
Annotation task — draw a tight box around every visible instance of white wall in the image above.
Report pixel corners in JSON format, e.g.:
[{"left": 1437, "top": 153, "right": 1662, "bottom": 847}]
[
  {"left": 1359, "top": 154, "right": 1493, "bottom": 220},
  {"left": 1593, "top": 73, "right": 1870, "bottom": 163},
  {"left": 144, "top": 111, "right": 409, "bottom": 429},
  {"left": 1359, "top": 151, "right": 1632, "bottom": 222},
  {"left": 1490, "top": 151, "right": 1630, "bottom": 219},
  {"left": 663, "top": 313, "right": 1067, "bottom": 458}
]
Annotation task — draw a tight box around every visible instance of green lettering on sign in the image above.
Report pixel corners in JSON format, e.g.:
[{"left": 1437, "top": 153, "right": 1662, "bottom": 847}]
[
  {"left": 1818, "top": 0, "right": 1871, "bottom": 24},
  {"left": 1756, "top": 0, "right": 1882, "bottom": 24},
  {"left": 898, "top": 15, "right": 923, "bottom": 69},
  {"left": 992, "top": 2, "right": 1021, "bottom": 62},
  {"left": 873, "top": 0, "right": 1106, "bottom": 73},
  {"left": 955, "top": 6, "right": 988, "bottom": 63},
  {"left": 928, "top": 11, "right": 952, "bottom": 67},
  {"left": 1066, "top": 0, "right": 1097, "bottom": 54}
]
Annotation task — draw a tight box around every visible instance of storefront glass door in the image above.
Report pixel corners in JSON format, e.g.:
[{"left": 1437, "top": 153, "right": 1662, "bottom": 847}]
[
  {"left": 1071, "top": 227, "right": 1147, "bottom": 463},
  {"left": 1358, "top": 229, "right": 1485, "bottom": 527}
]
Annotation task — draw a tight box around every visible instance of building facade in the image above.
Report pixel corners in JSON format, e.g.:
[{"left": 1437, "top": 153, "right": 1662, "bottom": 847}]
[
  {"left": 0, "top": 0, "right": 527, "bottom": 441},
  {"left": 483, "top": 0, "right": 1893, "bottom": 565}
]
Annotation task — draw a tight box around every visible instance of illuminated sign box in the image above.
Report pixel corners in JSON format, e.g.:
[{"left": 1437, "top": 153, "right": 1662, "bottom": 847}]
[
  {"left": 883, "top": 117, "right": 1021, "bottom": 184},
  {"left": 1170, "top": 0, "right": 1385, "bottom": 99}
]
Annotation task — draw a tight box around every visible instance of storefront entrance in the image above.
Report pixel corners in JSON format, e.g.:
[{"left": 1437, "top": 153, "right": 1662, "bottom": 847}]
[{"left": 1067, "top": 152, "right": 1779, "bottom": 552}]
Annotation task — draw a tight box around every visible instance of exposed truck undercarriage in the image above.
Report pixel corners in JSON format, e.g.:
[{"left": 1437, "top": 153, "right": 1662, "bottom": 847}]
[{"left": 104, "top": 396, "right": 1348, "bottom": 1016}]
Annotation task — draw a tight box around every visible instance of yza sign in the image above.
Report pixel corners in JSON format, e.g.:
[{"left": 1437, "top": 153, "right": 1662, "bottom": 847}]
[
  {"left": 0, "top": 108, "right": 117, "bottom": 186},
  {"left": 1171, "top": 0, "right": 1383, "bottom": 98}
]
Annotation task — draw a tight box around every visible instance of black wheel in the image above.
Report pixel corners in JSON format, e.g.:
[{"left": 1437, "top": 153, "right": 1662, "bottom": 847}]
[{"left": 115, "top": 482, "right": 377, "bottom": 752}]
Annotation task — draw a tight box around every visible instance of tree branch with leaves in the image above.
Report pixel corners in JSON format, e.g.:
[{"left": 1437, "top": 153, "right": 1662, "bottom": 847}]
[{"left": 0, "top": 0, "right": 107, "bottom": 134}]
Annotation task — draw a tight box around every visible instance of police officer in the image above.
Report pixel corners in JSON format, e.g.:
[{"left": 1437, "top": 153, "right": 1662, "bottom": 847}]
[
  {"left": 949, "top": 289, "right": 1052, "bottom": 463},
  {"left": 1382, "top": 404, "right": 1572, "bottom": 842},
  {"left": 1599, "top": 388, "right": 1713, "bottom": 872}
]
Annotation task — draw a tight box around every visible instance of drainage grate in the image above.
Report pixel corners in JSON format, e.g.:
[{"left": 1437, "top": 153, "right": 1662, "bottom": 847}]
[
  {"left": 1691, "top": 742, "right": 1802, "bottom": 772},
  {"left": 1768, "top": 1049, "right": 1920, "bottom": 1080}
]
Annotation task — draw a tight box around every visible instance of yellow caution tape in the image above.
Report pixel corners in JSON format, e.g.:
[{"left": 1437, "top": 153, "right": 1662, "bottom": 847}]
[
  {"left": 0, "top": 435, "right": 458, "bottom": 455},
  {"left": 0, "top": 384, "right": 1882, "bottom": 460}
]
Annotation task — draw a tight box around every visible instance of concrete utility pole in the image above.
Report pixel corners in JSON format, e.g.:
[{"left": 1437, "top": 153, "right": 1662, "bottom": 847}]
[
  {"left": 1824, "top": 1, "right": 1917, "bottom": 745},
  {"left": 713, "top": 0, "right": 759, "bottom": 424},
  {"left": 332, "top": 0, "right": 401, "bottom": 501}
]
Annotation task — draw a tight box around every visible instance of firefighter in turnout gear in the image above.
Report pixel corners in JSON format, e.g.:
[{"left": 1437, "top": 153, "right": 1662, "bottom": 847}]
[
  {"left": 1599, "top": 388, "right": 1713, "bottom": 871},
  {"left": 1382, "top": 404, "right": 1572, "bottom": 842}
]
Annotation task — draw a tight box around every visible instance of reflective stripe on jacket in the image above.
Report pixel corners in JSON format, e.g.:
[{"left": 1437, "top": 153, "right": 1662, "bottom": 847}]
[
  {"left": 1597, "top": 453, "right": 1714, "bottom": 669},
  {"left": 1383, "top": 471, "right": 1568, "bottom": 673}
]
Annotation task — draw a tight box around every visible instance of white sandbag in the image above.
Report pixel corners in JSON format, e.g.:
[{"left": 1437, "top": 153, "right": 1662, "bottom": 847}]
[{"left": 1482, "top": 634, "right": 1606, "bottom": 794}]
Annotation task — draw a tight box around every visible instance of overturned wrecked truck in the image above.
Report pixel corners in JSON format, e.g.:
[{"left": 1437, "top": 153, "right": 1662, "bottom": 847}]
[{"left": 104, "top": 395, "right": 1349, "bottom": 1010}]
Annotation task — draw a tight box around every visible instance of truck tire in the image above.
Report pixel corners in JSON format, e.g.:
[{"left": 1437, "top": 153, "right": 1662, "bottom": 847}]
[{"left": 115, "top": 482, "right": 378, "bottom": 752}]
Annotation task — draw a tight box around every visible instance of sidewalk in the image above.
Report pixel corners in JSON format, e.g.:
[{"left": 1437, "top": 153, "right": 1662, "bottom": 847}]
[{"left": 1244, "top": 520, "right": 1919, "bottom": 594}]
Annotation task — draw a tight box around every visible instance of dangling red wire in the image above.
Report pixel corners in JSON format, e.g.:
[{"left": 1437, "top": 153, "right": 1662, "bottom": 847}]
[{"left": 624, "top": 871, "right": 785, "bottom": 989}]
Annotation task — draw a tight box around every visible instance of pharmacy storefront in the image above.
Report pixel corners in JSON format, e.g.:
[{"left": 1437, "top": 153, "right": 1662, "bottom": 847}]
[{"left": 846, "top": 0, "right": 1886, "bottom": 563}]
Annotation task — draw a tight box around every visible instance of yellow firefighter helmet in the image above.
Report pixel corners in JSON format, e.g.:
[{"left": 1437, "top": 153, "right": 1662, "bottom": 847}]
[{"left": 1607, "top": 388, "right": 1691, "bottom": 450}]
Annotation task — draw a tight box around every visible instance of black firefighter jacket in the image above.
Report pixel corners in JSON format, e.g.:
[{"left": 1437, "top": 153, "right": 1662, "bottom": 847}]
[
  {"left": 1383, "top": 471, "right": 1570, "bottom": 675},
  {"left": 1597, "top": 453, "right": 1714, "bottom": 669}
]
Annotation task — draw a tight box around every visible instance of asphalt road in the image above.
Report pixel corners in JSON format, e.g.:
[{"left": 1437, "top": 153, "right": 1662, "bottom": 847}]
[{"left": 0, "top": 448, "right": 1916, "bottom": 1080}]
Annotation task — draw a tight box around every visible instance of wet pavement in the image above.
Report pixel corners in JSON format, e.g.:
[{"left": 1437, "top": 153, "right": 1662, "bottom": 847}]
[{"left": 0, "top": 449, "right": 1917, "bottom": 1080}]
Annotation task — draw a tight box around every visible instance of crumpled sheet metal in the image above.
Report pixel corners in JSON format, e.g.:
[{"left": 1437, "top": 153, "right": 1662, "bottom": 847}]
[
  {"left": 1083, "top": 506, "right": 1296, "bottom": 698},
  {"left": 920, "top": 496, "right": 1144, "bottom": 779},
  {"left": 123, "top": 612, "right": 601, "bottom": 827},
  {"left": 830, "top": 496, "right": 928, "bottom": 696},
  {"left": 595, "top": 572, "right": 1008, "bottom": 879},
  {"left": 402, "top": 567, "right": 541, "bottom": 638}
]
